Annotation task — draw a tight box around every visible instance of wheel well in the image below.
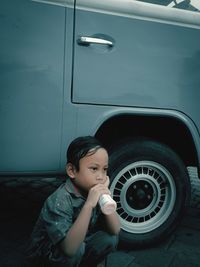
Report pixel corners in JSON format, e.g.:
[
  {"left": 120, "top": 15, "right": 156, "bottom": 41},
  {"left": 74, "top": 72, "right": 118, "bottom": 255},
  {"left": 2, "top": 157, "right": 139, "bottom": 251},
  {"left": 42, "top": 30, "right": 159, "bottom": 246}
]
[{"left": 95, "top": 115, "right": 198, "bottom": 166}]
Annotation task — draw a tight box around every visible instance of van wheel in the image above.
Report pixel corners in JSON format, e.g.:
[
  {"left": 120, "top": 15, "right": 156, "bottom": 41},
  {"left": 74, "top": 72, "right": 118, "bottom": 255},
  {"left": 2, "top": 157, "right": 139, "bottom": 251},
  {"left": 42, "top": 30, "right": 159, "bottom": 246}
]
[{"left": 109, "top": 139, "right": 190, "bottom": 247}]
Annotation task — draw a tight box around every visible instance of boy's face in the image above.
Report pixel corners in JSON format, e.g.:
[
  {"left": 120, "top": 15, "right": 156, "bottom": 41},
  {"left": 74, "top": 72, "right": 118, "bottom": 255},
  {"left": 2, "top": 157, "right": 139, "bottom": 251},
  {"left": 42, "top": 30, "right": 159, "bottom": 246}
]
[{"left": 68, "top": 148, "right": 109, "bottom": 193}]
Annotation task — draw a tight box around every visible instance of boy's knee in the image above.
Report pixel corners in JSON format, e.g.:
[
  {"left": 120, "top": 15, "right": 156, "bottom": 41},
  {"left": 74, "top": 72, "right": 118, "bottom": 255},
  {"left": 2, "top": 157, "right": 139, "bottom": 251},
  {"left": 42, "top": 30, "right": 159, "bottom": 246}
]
[
  {"left": 103, "top": 234, "right": 118, "bottom": 251},
  {"left": 67, "top": 242, "right": 85, "bottom": 262},
  {"left": 81, "top": 233, "right": 118, "bottom": 266},
  {"left": 47, "top": 243, "right": 86, "bottom": 267},
  {"left": 91, "top": 231, "right": 118, "bottom": 253},
  {"left": 75, "top": 242, "right": 86, "bottom": 259}
]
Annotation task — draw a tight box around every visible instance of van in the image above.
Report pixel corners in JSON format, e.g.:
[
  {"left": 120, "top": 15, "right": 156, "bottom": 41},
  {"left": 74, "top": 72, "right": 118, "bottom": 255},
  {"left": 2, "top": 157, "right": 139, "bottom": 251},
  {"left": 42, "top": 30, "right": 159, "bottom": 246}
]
[{"left": 1, "top": 0, "right": 200, "bottom": 246}]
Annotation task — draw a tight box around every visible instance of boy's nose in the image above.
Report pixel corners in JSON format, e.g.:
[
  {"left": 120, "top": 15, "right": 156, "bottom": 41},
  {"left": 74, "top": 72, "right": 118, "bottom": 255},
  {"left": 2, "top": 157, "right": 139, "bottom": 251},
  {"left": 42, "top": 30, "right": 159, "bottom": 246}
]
[{"left": 97, "top": 172, "right": 105, "bottom": 181}]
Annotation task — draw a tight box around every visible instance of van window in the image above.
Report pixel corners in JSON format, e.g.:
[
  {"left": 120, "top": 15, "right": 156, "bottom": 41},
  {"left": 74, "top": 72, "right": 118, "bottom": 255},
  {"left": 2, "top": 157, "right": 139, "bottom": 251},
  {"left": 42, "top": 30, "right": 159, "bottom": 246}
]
[{"left": 136, "top": 0, "right": 200, "bottom": 12}]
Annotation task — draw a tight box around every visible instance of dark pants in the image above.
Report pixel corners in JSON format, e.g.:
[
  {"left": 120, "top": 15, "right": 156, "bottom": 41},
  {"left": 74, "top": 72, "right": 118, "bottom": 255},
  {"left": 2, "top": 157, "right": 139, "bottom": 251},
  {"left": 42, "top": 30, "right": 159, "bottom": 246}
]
[
  {"left": 80, "top": 231, "right": 118, "bottom": 267},
  {"left": 24, "top": 231, "right": 118, "bottom": 267}
]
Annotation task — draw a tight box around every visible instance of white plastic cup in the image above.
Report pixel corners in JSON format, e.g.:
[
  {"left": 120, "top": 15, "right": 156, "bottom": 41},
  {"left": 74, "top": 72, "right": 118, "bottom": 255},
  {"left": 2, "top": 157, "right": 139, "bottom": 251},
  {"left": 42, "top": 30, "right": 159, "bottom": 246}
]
[{"left": 99, "top": 194, "right": 117, "bottom": 215}]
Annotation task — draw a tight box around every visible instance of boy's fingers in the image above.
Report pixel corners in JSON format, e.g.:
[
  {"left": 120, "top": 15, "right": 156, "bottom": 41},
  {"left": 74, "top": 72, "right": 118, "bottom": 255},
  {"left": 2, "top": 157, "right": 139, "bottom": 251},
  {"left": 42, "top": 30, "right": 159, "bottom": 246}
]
[{"left": 105, "top": 176, "right": 110, "bottom": 187}]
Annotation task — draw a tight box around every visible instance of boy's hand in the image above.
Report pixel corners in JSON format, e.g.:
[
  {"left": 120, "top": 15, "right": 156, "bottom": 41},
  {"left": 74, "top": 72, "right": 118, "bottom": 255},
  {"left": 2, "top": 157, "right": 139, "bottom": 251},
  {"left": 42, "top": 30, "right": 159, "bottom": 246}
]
[
  {"left": 85, "top": 180, "right": 111, "bottom": 209},
  {"left": 104, "top": 175, "right": 110, "bottom": 188}
]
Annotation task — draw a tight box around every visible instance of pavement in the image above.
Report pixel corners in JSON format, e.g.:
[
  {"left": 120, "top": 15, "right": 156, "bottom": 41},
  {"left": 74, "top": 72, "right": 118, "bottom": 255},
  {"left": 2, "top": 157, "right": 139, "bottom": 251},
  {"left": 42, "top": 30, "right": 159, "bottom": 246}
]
[
  {"left": 107, "top": 207, "right": 200, "bottom": 267},
  {"left": 0, "top": 175, "right": 200, "bottom": 267}
]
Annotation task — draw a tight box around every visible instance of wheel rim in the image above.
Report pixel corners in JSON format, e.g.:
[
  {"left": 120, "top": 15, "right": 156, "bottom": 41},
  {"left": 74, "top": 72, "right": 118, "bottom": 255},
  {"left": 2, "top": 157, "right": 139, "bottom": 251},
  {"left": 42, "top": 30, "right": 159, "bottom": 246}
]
[{"left": 110, "top": 161, "right": 176, "bottom": 233}]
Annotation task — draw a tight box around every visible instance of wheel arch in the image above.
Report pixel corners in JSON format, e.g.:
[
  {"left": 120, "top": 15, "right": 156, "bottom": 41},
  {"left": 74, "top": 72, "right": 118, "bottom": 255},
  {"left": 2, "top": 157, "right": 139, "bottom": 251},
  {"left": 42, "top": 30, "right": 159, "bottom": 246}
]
[{"left": 95, "top": 112, "right": 198, "bottom": 168}]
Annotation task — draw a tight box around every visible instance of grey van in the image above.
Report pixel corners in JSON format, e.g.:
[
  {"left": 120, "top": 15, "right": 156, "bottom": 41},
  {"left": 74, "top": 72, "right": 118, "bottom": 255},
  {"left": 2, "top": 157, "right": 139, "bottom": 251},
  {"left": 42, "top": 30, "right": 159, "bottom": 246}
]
[{"left": 1, "top": 0, "right": 200, "bottom": 246}]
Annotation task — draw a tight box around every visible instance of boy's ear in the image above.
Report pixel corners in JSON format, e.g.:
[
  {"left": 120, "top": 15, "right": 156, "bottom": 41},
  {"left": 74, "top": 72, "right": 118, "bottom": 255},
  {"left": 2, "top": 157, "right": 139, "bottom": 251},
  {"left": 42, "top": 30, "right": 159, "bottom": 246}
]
[{"left": 66, "top": 163, "right": 76, "bottom": 179}]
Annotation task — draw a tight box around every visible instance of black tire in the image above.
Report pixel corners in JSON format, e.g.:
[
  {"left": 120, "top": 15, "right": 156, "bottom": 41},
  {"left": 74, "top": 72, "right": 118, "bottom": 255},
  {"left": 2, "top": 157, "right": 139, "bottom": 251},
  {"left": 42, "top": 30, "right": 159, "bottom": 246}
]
[
  {"left": 108, "top": 138, "right": 191, "bottom": 247},
  {"left": 188, "top": 167, "right": 200, "bottom": 208}
]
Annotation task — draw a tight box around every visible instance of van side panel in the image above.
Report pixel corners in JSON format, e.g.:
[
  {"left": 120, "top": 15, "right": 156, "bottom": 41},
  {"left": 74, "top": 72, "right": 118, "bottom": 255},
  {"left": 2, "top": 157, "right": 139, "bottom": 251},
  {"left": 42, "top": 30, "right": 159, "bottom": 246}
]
[{"left": 0, "top": 0, "right": 65, "bottom": 172}]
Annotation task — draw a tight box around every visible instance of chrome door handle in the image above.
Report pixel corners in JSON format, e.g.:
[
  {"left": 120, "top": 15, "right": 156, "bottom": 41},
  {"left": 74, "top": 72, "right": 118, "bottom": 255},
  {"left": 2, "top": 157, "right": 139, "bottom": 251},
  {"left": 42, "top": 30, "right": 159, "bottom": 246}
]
[{"left": 77, "top": 36, "right": 113, "bottom": 47}]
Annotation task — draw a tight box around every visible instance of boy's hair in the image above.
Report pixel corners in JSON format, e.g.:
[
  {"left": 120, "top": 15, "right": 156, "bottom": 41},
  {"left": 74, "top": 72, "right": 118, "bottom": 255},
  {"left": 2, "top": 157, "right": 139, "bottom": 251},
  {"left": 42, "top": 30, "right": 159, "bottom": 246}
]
[{"left": 67, "top": 136, "right": 106, "bottom": 171}]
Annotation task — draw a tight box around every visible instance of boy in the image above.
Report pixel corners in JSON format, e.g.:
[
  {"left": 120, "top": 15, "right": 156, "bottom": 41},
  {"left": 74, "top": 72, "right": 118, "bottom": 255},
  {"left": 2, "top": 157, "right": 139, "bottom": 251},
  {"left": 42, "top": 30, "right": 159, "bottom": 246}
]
[{"left": 25, "top": 136, "right": 120, "bottom": 267}]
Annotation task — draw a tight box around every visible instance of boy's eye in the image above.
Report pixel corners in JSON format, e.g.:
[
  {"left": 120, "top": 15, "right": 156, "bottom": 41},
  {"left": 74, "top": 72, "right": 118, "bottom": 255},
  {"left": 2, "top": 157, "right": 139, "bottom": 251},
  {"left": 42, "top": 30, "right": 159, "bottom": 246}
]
[
  {"left": 89, "top": 166, "right": 108, "bottom": 173},
  {"left": 90, "top": 167, "right": 97, "bottom": 172}
]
